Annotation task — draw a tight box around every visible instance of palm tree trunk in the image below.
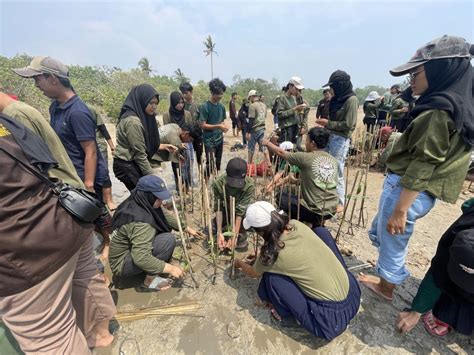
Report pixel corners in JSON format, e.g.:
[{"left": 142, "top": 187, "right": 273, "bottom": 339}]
[{"left": 210, "top": 52, "right": 214, "bottom": 79}]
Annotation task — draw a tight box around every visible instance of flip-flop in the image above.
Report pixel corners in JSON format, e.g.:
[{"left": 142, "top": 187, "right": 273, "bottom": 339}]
[
  {"left": 423, "top": 311, "right": 450, "bottom": 337},
  {"left": 358, "top": 274, "right": 393, "bottom": 302},
  {"left": 135, "top": 276, "right": 173, "bottom": 293},
  {"left": 269, "top": 309, "right": 300, "bottom": 328}
]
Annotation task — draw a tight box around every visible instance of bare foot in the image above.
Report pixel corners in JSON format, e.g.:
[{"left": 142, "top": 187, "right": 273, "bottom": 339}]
[
  {"left": 106, "top": 201, "right": 117, "bottom": 211},
  {"left": 358, "top": 273, "right": 393, "bottom": 301},
  {"left": 336, "top": 204, "right": 344, "bottom": 214}
]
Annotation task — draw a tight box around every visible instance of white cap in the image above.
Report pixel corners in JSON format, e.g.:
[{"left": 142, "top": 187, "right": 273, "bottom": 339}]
[
  {"left": 247, "top": 89, "right": 258, "bottom": 99},
  {"left": 279, "top": 141, "right": 294, "bottom": 151},
  {"left": 365, "top": 91, "right": 380, "bottom": 101},
  {"left": 243, "top": 201, "right": 276, "bottom": 230},
  {"left": 289, "top": 76, "right": 304, "bottom": 90}
]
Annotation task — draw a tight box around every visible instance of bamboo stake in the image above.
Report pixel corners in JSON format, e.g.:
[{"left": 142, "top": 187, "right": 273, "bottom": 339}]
[
  {"left": 296, "top": 183, "right": 301, "bottom": 221},
  {"left": 335, "top": 169, "right": 360, "bottom": 244},
  {"left": 347, "top": 169, "right": 364, "bottom": 236},
  {"left": 229, "top": 196, "right": 238, "bottom": 278},
  {"left": 203, "top": 180, "right": 217, "bottom": 284}
]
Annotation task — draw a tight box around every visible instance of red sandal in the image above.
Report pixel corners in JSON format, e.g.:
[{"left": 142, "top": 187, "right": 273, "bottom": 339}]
[{"left": 423, "top": 311, "right": 450, "bottom": 337}]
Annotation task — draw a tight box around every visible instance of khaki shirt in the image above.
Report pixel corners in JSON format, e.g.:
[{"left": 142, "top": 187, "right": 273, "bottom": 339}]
[
  {"left": 2, "top": 101, "right": 84, "bottom": 188},
  {"left": 212, "top": 174, "right": 255, "bottom": 217},
  {"left": 387, "top": 109, "right": 470, "bottom": 203},
  {"left": 389, "top": 97, "right": 409, "bottom": 121},
  {"left": 255, "top": 220, "right": 349, "bottom": 301},
  {"left": 152, "top": 123, "right": 182, "bottom": 163},
  {"left": 162, "top": 111, "right": 193, "bottom": 126},
  {"left": 114, "top": 116, "right": 154, "bottom": 175},
  {"left": 326, "top": 96, "right": 358, "bottom": 138},
  {"left": 248, "top": 101, "right": 267, "bottom": 132}
]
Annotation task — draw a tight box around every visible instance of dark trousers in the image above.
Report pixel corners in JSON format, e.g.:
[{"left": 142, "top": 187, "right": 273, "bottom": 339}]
[
  {"left": 193, "top": 140, "right": 203, "bottom": 166},
  {"left": 279, "top": 124, "right": 299, "bottom": 144},
  {"left": 172, "top": 161, "right": 191, "bottom": 193},
  {"left": 389, "top": 118, "right": 406, "bottom": 132},
  {"left": 113, "top": 158, "right": 143, "bottom": 191},
  {"left": 278, "top": 192, "right": 331, "bottom": 227},
  {"left": 257, "top": 228, "right": 361, "bottom": 340},
  {"left": 205, "top": 142, "right": 224, "bottom": 177},
  {"left": 121, "top": 232, "right": 176, "bottom": 278}
]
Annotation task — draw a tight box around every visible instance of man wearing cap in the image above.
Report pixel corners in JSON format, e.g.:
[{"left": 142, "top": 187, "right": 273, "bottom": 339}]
[
  {"left": 378, "top": 84, "right": 401, "bottom": 123},
  {"left": 109, "top": 175, "right": 199, "bottom": 291},
  {"left": 13, "top": 56, "right": 110, "bottom": 202},
  {"left": 397, "top": 198, "right": 474, "bottom": 336},
  {"left": 212, "top": 157, "right": 256, "bottom": 251},
  {"left": 359, "top": 35, "right": 473, "bottom": 303},
  {"left": 275, "top": 77, "right": 307, "bottom": 144},
  {"left": 246, "top": 90, "right": 270, "bottom": 165}
]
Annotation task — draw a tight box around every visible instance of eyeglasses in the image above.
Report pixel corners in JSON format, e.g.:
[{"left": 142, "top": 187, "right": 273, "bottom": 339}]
[{"left": 408, "top": 68, "right": 425, "bottom": 82}]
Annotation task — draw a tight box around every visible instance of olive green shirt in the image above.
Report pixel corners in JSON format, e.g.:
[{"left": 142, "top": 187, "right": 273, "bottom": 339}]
[
  {"left": 255, "top": 220, "right": 349, "bottom": 301},
  {"left": 276, "top": 94, "right": 299, "bottom": 128},
  {"left": 184, "top": 101, "right": 200, "bottom": 121},
  {"left": 2, "top": 101, "right": 84, "bottom": 188},
  {"left": 212, "top": 174, "right": 255, "bottom": 217},
  {"left": 363, "top": 100, "right": 382, "bottom": 119},
  {"left": 114, "top": 116, "right": 154, "bottom": 175},
  {"left": 248, "top": 101, "right": 267, "bottom": 132},
  {"left": 109, "top": 209, "right": 180, "bottom": 276},
  {"left": 326, "top": 96, "right": 358, "bottom": 138},
  {"left": 380, "top": 132, "right": 402, "bottom": 165},
  {"left": 87, "top": 104, "right": 108, "bottom": 157},
  {"left": 389, "top": 97, "right": 409, "bottom": 121},
  {"left": 296, "top": 95, "right": 310, "bottom": 130},
  {"left": 152, "top": 123, "right": 182, "bottom": 163},
  {"left": 286, "top": 151, "right": 338, "bottom": 215},
  {"left": 162, "top": 111, "right": 193, "bottom": 126},
  {"left": 386, "top": 109, "right": 470, "bottom": 203}
]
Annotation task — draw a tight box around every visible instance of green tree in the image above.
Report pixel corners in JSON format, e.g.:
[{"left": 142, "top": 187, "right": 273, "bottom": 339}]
[
  {"left": 172, "top": 68, "right": 190, "bottom": 85},
  {"left": 203, "top": 35, "right": 217, "bottom": 79},
  {"left": 138, "top": 57, "right": 152, "bottom": 76}
]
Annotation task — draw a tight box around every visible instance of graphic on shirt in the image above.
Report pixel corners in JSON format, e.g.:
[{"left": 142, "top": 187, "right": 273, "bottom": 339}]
[
  {"left": 0, "top": 124, "right": 11, "bottom": 137},
  {"left": 311, "top": 155, "right": 337, "bottom": 184}
]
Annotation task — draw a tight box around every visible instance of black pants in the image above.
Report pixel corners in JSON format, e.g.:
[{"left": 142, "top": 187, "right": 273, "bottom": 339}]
[
  {"left": 193, "top": 140, "right": 203, "bottom": 166},
  {"left": 205, "top": 142, "right": 224, "bottom": 177},
  {"left": 390, "top": 118, "right": 406, "bottom": 132},
  {"left": 113, "top": 158, "right": 143, "bottom": 191},
  {"left": 279, "top": 124, "right": 299, "bottom": 144},
  {"left": 121, "top": 232, "right": 176, "bottom": 278},
  {"left": 278, "top": 192, "right": 331, "bottom": 227}
]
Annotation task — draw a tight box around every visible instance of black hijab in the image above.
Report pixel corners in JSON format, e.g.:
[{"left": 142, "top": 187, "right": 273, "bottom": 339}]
[
  {"left": 119, "top": 84, "right": 160, "bottom": 158},
  {"left": 410, "top": 58, "right": 474, "bottom": 147},
  {"left": 327, "top": 71, "right": 356, "bottom": 120},
  {"left": 399, "top": 86, "right": 415, "bottom": 104},
  {"left": 168, "top": 91, "right": 185, "bottom": 127},
  {"left": 111, "top": 189, "right": 171, "bottom": 233}
]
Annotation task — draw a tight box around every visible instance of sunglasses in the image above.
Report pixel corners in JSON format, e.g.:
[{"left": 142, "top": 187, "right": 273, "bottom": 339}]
[{"left": 408, "top": 68, "right": 425, "bottom": 82}]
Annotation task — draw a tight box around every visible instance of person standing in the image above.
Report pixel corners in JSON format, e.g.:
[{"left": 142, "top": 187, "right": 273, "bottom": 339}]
[
  {"left": 229, "top": 92, "right": 238, "bottom": 137},
  {"left": 276, "top": 77, "right": 306, "bottom": 144},
  {"left": 378, "top": 84, "right": 401, "bottom": 124},
  {"left": 317, "top": 70, "right": 358, "bottom": 212},
  {"left": 316, "top": 88, "right": 332, "bottom": 120},
  {"left": 389, "top": 87, "right": 412, "bottom": 132},
  {"left": 199, "top": 78, "right": 229, "bottom": 177},
  {"left": 363, "top": 91, "right": 383, "bottom": 132},
  {"left": 238, "top": 98, "right": 249, "bottom": 147},
  {"left": 358, "top": 35, "right": 473, "bottom": 302},
  {"left": 246, "top": 90, "right": 270, "bottom": 164},
  {"left": 113, "top": 84, "right": 177, "bottom": 191},
  {"left": 295, "top": 88, "right": 310, "bottom": 150}
]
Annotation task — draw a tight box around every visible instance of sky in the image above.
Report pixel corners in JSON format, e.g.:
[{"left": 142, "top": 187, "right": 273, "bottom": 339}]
[{"left": 0, "top": 0, "right": 473, "bottom": 89}]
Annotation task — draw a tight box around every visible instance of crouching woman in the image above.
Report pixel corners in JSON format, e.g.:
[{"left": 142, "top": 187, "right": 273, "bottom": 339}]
[
  {"left": 109, "top": 175, "right": 197, "bottom": 291},
  {"left": 234, "top": 201, "right": 361, "bottom": 340}
]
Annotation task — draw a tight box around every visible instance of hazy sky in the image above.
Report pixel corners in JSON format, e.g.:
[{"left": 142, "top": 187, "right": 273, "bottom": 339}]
[{"left": 1, "top": 0, "right": 472, "bottom": 88}]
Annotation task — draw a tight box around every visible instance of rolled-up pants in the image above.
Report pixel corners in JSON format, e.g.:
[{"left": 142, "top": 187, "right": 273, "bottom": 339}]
[{"left": 0, "top": 236, "right": 116, "bottom": 354}]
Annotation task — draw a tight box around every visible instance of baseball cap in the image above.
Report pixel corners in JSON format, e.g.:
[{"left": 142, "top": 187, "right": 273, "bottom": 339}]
[
  {"left": 279, "top": 141, "right": 294, "bottom": 151},
  {"left": 226, "top": 157, "right": 247, "bottom": 189},
  {"left": 365, "top": 91, "right": 381, "bottom": 101},
  {"left": 390, "top": 35, "right": 473, "bottom": 77},
  {"left": 135, "top": 175, "right": 172, "bottom": 201},
  {"left": 12, "top": 56, "right": 69, "bottom": 79},
  {"left": 447, "top": 230, "right": 474, "bottom": 294},
  {"left": 322, "top": 70, "right": 351, "bottom": 87},
  {"left": 289, "top": 76, "right": 304, "bottom": 90},
  {"left": 247, "top": 89, "right": 258, "bottom": 99},
  {"left": 243, "top": 201, "right": 277, "bottom": 230}
]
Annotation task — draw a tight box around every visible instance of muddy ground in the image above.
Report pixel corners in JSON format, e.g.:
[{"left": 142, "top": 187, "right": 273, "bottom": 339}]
[{"left": 96, "top": 109, "right": 473, "bottom": 355}]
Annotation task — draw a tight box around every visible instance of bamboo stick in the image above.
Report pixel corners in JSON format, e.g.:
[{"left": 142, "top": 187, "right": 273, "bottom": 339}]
[
  {"left": 335, "top": 169, "right": 360, "bottom": 244},
  {"left": 229, "top": 196, "right": 237, "bottom": 278}
]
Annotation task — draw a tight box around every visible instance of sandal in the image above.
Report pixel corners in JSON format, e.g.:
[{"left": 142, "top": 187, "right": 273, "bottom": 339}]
[
  {"left": 135, "top": 276, "right": 173, "bottom": 293},
  {"left": 270, "top": 309, "right": 300, "bottom": 328},
  {"left": 423, "top": 311, "right": 450, "bottom": 337}
]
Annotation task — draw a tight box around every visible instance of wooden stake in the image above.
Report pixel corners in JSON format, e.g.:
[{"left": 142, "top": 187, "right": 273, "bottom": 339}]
[
  {"left": 335, "top": 169, "right": 360, "bottom": 244},
  {"left": 229, "top": 196, "right": 238, "bottom": 279}
]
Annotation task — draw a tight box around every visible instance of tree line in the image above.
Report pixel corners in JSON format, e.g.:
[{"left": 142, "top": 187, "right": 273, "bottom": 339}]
[{"left": 1, "top": 54, "right": 390, "bottom": 121}]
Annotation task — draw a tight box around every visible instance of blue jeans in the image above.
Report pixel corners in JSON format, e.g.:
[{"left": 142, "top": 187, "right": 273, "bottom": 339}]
[
  {"left": 327, "top": 134, "right": 350, "bottom": 205},
  {"left": 368, "top": 173, "right": 435, "bottom": 284},
  {"left": 248, "top": 129, "right": 265, "bottom": 153}
]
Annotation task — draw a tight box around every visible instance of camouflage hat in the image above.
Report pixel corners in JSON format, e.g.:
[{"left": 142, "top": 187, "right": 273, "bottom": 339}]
[
  {"left": 12, "top": 56, "right": 69, "bottom": 78},
  {"left": 390, "top": 35, "right": 473, "bottom": 77}
]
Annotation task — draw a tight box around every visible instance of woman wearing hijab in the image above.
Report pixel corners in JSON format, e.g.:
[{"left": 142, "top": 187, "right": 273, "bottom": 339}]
[
  {"left": 234, "top": 201, "right": 360, "bottom": 340},
  {"left": 359, "top": 36, "right": 474, "bottom": 303},
  {"left": 389, "top": 87, "right": 413, "bottom": 132},
  {"left": 363, "top": 91, "right": 383, "bottom": 132},
  {"left": 113, "top": 84, "right": 177, "bottom": 191},
  {"left": 316, "top": 70, "right": 359, "bottom": 213},
  {"left": 109, "top": 175, "right": 198, "bottom": 291},
  {"left": 163, "top": 91, "right": 194, "bottom": 192},
  {"left": 397, "top": 198, "right": 474, "bottom": 337}
]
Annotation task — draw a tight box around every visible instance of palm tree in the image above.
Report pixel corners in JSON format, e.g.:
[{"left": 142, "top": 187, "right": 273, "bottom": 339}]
[
  {"left": 173, "top": 68, "right": 190, "bottom": 84},
  {"left": 138, "top": 57, "right": 152, "bottom": 76},
  {"left": 203, "top": 35, "right": 217, "bottom": 79}
]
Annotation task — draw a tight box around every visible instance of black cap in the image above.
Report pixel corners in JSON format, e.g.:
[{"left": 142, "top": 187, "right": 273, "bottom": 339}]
[
  {"left": 322, "top": 70, "right": 351, "bottom": 87},
  {"left": 226, "top": 157, "right": 247, "bottom": 189},
  {"left": 447, "top": 230, "right": 474, "bottom": 294}
]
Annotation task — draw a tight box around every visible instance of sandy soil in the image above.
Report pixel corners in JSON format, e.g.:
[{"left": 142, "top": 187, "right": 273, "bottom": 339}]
[{"left": 96, "top": 108, "right": 474, "bottom": 355}]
